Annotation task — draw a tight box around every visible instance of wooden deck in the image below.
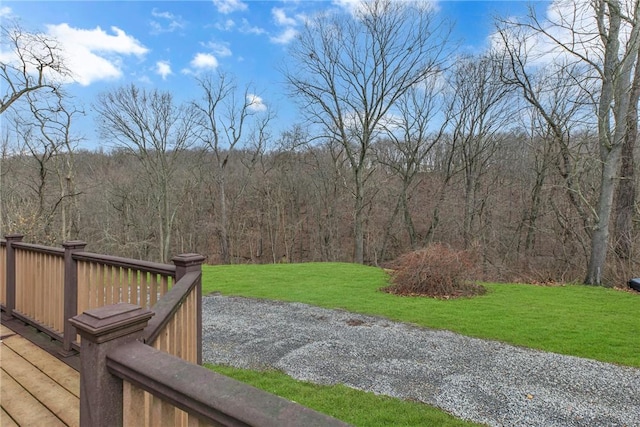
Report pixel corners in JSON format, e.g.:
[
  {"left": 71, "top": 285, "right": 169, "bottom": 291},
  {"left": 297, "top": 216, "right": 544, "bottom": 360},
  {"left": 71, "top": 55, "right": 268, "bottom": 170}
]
[{"left": 1, "top": 322, "right": 80, "bottom": 427}]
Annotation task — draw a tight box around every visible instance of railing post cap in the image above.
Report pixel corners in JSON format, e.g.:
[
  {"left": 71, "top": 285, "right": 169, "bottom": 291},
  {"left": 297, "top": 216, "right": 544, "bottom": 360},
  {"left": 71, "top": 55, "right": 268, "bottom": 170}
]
[
  {"left": 63, "top": 240, "right": 87, "bottom": 249},
  {"left": 70, "top": 303, "right": 154, "bottom": 344},
  {"left": 4, "top": 233, "right": 24, "bottom": 241},
  {"left": 172, "top": 253, "right": 206, "bottom": 266}
]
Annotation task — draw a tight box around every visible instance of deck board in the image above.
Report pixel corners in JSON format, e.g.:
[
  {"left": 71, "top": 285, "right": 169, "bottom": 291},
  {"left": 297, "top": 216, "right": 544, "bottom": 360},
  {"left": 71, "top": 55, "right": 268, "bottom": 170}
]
[
  {"left": 1, "top": 407, "right": 20, "bottom": 427},
  {"left": 0, "top": 324, "right": 80, "bottom": 427},
  {"left": 0, "top": 368, "right": 66, "bottom": 427},
  {"left": 3, "top": 334, "right": 79, "bottom": 397}
]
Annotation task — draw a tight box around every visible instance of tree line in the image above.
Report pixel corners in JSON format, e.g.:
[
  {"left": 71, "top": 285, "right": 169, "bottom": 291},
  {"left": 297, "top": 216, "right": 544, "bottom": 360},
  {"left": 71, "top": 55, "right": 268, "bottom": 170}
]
[{"left": 1, "top": 0, "right": 639, "bottom": 286}]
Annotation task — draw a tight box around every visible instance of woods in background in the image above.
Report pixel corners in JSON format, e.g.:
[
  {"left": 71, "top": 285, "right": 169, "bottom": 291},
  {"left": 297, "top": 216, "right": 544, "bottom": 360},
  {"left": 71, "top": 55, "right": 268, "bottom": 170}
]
[{"left": 2, "top": 0, "right": 639, "bottom": 286}]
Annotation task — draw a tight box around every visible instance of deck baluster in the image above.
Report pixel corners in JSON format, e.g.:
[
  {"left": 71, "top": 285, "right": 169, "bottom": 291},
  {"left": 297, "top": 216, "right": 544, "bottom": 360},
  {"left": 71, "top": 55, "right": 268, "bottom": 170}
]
[{"left": 4, "top": 234, "right": 24, "bottom": 318}]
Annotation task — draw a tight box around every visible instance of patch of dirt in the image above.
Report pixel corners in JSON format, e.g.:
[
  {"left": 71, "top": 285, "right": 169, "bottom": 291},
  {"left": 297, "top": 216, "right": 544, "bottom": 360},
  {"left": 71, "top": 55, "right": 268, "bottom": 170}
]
[{"left": 345, "top": 318, "right": 367, "bottom": 326}]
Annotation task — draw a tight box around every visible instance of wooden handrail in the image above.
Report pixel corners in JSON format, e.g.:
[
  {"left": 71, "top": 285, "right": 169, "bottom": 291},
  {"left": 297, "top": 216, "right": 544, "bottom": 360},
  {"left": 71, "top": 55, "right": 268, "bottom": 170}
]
[
  {"left": 107, "top": 341, "right": 351, "bottom": 427},
  {"left": 142, "top": 270, "right": 200, "bottom": 345},
  {"left": 12, "top": 241, "right": 65, "bottom": 256},
  {"left": 73, "top": 251, "right": 176, "bottom": 276}
]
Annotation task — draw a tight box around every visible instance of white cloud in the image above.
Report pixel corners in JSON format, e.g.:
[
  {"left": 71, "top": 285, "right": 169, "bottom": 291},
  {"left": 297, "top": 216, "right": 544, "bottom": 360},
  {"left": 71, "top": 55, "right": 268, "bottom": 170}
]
[
  {"left": 205, "top": 41, "right": 232, "bottom": 57},
  {"left": 333, "top": 0, "right": 437, "bottom": 17},
  {"left": 239, "top": 19, "right": 266, "bottom": 35},
  {"left": 155, "top": 60, "right": 172, "bottom": 79},
  {"left": 151, "top": 9, "right": 175, "bottom": 20},
  {"left": 213, "top": 0, "right": 248, "bottom": 14},
  {"left": 0, "top": 6, "right": 12, "bottom": 17},
  {"left": 332, "top": 0, "right": 366, "bottom": 15},
  {"left": 45, "top": 23, "right": 148, "bottom": 86},
  {"left": 190, "top": 53, "right": 219, "bottom": 70},
  {"left": 270, "top": 27, "right": 298, "bottom": 45},
  {"left": 150, "top": 8, "right": 185, "bottom": 34},
  {"left": 247, "top": 94, "right": 267, "bottom": 112},
  {"left": 215, "top": 19, "right": 236, "bottom": 31},
  {"left": 490, "top": 0, "right": 611, "bottom": 68},
  {"left": 272, "top": 8, "right": 297, "bottom": 26}
]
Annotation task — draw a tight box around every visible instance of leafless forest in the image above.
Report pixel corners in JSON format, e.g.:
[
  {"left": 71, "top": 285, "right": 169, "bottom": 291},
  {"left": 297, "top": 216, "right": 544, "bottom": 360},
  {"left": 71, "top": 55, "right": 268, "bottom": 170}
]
[{"left": 2, "top": 0, "right": 639, "bottom": 286}]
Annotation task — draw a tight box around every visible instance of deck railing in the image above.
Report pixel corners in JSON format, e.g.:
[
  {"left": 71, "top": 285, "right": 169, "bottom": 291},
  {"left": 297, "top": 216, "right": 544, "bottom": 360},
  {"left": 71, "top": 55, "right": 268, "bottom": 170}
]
[
  {"left": 14, "top": 242, "right": 66, "bottom": 336},
  {"left": 2, "top": 234, "right": 350, "bottom": 426},
  {"left": 0, "top": 235, "right": 180, "bottom": 355}
]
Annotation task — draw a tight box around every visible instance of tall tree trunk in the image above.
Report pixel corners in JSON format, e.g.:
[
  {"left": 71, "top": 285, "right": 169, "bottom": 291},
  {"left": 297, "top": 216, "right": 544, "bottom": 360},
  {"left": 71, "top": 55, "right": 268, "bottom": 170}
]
[
  {"left": 585, "top": 0, "right": 638, "bottom": 285},
  {"left": 585, "top": 146, "right": 623, "bottom": 285},
  {"left": 400, "top": 185, "right": 418, "bottom": 249},
  {"left": 353, "top": 168, "right": 365, "bottom": 264},
  {"left": 219, "top": 177, "right": 230, "bottom": 264},
  {"left": 613, "top": 50, "right": 640, "bottom": 260}
]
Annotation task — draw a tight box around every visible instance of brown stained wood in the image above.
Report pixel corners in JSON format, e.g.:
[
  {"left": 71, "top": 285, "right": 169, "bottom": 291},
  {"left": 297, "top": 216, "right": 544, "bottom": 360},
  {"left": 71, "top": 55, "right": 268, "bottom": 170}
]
[
  {"left": 150, "top": 274, "right": 159, "bottom": 307},
  {"left": 113, "top": 264, "right": 120, "bottom": 303},
  {"left": 161, "top": 275, "right": 169, "bottom": 296},
  {"left": 123, "top": 381, "right": 146, "bottom": 427},
  {"left": 77, "top": 261, "right": 88, "bottom": 317},
  {"left": 174, "top": 304, "right": 183, "bottom": 360},
  {"left": 141, "top": 271, "right": 149, "bottom": 309},
  {"left": 33, "top": 253, "right": 41, "bottom": 322},
  {"left": 15, "top": 251, "right": 23, "bottom": 315},
  {"left": 91, "top": 262, "right": 98, "bottom": 307},
  {"left": 0, "top": 367, "right": 66, "bottom": 427},
  {"left": 42, "top": 254, "right": 50, "bottom": 327},
  {"left": 1, "top": 407, "right": 19, "bottom": 427},
  {"left": 104, "top": 265, "right": 112, "bottom": 306},
  {"left": 176, "top": 409, "right": 189, "bottom": 427},
  {"left": 0, "top": 246, "right": 6, "bottom": 304},
  {"left": 1, "top": 343, "right": 79, "bottom": 426},
  {"left": 187, "top": 414, "right": 207, "bottom": 427},
  {"left": 54, "top": 255, "right": 63, "bottom": 332},
  {"left": 118, "top": 265, "right": 124, "bottom": 302},
  {"left": 154, "top": 397, "right": 176, "bottom": 427},
  {"left": 53, "top": 262, "right": 58, "bottom": 330},
  {"left": 3, "top": 334, "right": 80, "bottom": 397},
  {"left": 127, "top": 269, "right": 134, "bottom": 305},
  {"left": 189, "top": 289, "right": 196, "bottom": 363},
  {"left": 144, "top": 391, "right": 152, "bottom": 427}
]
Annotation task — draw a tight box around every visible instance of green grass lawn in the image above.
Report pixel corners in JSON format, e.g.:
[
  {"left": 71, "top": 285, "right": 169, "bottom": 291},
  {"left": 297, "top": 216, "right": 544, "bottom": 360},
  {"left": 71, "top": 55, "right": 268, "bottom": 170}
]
[
  {"left": 201, "top": 262, "right": 638, "bottom": 426},
  {"left": 202, "top": 262, "right": 640, "bottom": 367}
]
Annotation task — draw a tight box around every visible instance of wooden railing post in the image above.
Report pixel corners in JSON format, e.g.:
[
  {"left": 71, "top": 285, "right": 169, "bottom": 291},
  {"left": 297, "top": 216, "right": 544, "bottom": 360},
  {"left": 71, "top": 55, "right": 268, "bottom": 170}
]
[
  {"left": 172, "top": 253, "right": 205, "bottom": 364},
  {"left": 69, "top": 303, "right": 153, "bottom": 427},
  {"left": 61, "top": 240, "right": 87, "bottom": 355},
  {"left": 4, "top": 233, "right": 24, "bottom": 318}
]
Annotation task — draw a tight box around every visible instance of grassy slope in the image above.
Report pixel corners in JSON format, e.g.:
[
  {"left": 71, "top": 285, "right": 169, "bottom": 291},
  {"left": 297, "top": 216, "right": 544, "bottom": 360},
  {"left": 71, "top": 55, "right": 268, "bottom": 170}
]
[{"left": 202, "top": 262, "right": 640, "bottom": 367}]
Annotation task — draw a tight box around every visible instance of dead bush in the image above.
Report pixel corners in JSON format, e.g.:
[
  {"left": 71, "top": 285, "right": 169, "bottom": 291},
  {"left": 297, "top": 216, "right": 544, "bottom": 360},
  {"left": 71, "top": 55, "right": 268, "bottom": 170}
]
[{"left": 382, "top": 244, "right": 485, "bottom": 299}]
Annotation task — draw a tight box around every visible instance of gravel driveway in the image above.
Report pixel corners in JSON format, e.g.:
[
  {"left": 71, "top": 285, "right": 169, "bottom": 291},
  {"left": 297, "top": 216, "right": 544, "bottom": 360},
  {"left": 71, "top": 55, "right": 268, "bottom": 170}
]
[{"left": 202, "top": 295, "right": 640, "bottom": 427}]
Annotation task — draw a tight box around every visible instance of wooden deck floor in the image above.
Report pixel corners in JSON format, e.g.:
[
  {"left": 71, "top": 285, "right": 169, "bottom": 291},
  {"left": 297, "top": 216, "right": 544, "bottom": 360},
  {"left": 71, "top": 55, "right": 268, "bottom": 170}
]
[{"left": 1, "top": 323, "right": 79, "bottom": 427}]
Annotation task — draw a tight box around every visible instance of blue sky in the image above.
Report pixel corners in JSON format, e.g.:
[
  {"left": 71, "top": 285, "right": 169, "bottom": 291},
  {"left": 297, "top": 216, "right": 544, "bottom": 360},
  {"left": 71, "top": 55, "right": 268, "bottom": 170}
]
[{"left": 2, "top": 1, "right": 547, "bottom": 149}]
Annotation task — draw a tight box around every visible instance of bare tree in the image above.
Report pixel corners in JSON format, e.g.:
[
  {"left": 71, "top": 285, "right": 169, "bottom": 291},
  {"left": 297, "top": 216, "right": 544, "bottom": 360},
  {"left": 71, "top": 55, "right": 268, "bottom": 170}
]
[
  {"left": 26, "top": 92, "right": 84, "bottom": 241},
  {"left": 497, "top": 0, "right": 640, "bottom": 285},
  {"left": 0, "top": 22, "right": 70, "bottom": 114},
  {"left": 94, "top": 85, "right": 198, "bottom": 263},
  {"left": 612, "top": 48, "right": 640, "bottom": 260},
  {"left": 447, "top": 53, "right": 515, "bottom": 249},
  {"left": 192, "top": 72, "right": 273, "bottom": 264},
  {"left": 375, "top": 77, "right": 448, "bottom": 255},
  {"left": 284, "top": 0, "right": 450, "bottom": 263},
  {"left": 0, "top": 22, "right": 70, "bottom": 236},
  {"left": 496, "top": 27, "right": 595, "bottom": 255}
]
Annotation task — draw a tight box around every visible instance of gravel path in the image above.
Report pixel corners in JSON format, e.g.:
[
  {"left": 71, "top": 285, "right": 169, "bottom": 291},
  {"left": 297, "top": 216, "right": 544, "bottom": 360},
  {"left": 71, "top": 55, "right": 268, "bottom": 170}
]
[{"left": 202, "top": 295, "right": 640, "bottom": 427}]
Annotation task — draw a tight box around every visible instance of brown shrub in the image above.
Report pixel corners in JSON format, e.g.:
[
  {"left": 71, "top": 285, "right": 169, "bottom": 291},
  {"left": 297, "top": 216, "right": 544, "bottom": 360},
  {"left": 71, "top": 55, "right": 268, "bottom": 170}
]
[{"left": 382, "top": 244, "right": 485, "bottom": 299}]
